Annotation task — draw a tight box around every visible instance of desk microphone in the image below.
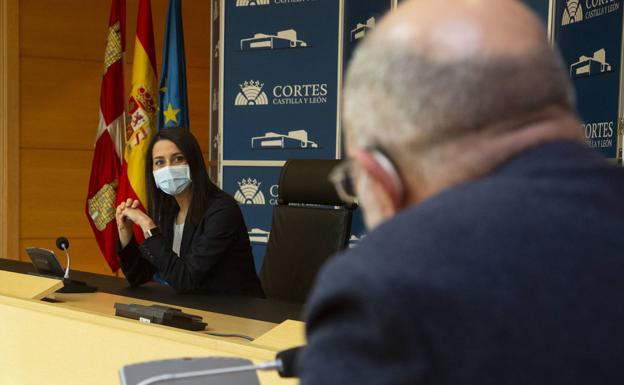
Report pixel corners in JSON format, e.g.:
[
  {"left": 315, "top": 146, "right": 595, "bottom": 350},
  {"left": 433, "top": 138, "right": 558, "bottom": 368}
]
[
  {"left": 129, "top": 346, "right": 303, "bottom": 385},
  {"left": 55, "top": 236, "right": 70, "bottom": 279},
  {"left": 53, "top": 236, "right": 97, "bottom": 293}
]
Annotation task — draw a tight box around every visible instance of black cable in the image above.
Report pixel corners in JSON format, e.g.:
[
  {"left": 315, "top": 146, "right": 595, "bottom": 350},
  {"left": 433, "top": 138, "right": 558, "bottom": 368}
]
[{"left": 204, "top": 331, "right": 254, "bottom": 341}]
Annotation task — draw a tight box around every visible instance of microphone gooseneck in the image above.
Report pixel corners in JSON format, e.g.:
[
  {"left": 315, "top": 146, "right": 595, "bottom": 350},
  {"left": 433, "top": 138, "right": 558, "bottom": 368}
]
[{"left": 55, "top": 236, "right": 71, "bottom": 280}]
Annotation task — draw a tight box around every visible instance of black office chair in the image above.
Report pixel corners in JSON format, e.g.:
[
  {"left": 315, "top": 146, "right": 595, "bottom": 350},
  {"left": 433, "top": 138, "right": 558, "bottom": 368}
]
[{"left": 259, "top": 159, "right": 356, "bottom": 303}]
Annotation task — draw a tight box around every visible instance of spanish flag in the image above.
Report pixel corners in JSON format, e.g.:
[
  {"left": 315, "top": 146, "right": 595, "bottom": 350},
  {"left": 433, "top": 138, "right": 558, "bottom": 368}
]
[
  {"left": 86, "top": 0, "right": 126, "bottom": 272},
  {"left": 116, "top": 0, "right": 158, "bottom": 243}
]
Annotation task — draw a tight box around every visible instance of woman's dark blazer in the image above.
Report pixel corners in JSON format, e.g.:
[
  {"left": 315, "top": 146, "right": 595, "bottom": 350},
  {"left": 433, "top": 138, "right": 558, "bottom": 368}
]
[{"left": 119, "top": 192, "right": 264, "bottom": 298}]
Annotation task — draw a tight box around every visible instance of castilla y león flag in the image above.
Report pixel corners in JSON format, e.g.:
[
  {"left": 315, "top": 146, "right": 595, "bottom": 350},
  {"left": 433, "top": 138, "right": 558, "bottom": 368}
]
[
  {"left": 86, "top": 0, "right": 126, "bottom": 273},
  {"left": 116, "top": 0, "right": 158, "bottom": 244}
]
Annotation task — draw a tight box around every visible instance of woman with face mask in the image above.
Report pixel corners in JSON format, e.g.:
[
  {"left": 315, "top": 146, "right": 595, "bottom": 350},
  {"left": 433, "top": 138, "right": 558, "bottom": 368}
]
[{"left": 115, "top": 128, "right": 264, "bottom": 297}]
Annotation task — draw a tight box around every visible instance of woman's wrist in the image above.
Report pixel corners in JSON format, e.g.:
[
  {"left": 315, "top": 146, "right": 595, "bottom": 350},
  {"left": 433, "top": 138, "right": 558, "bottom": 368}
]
[
  {"left": 139, "top": 217, "right": 157, "bottom": 233},
  {"left": 119, "top": 234, "right": 131, "bottom": 249}
]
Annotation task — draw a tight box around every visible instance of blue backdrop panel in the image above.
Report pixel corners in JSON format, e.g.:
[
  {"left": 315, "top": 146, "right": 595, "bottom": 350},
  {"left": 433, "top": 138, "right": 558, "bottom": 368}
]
[
  {"left": 523, "top": 0, "right": 550, "bottom": 22},
  {"left": 348, "top": 208, "right": 366, "bottom": 248},
  {"left": 555, "top": 0, "right": 622, "bottom": 158},
  {"left": 222, "top": 165, "right": 282, "bottom": 273},
  {"left": 222, "top": 0, "right": 340, "bottom": 161},
  {"left": 396, "top": 0, "right": 550, "bottom": 22},
  {"left": 342, "top": 0, "right": 393, "bottom": 247},
  {"left": 343, "top": 0, "right": 393, "bottom": 64}
]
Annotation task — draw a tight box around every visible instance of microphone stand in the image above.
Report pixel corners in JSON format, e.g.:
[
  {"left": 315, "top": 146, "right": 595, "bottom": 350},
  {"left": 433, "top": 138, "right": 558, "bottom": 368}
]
[
  {"left": 55, "top": 237, "right": 97, "bottom": 294},
  {"left": 61, "top": 245, "right": 70, "bottom": 280},
  {"left": 136, "top": 360, "right": 282, "bottom": 385},
  {"left": 125, "top": 346, "right": 302, "bottom": 385}
]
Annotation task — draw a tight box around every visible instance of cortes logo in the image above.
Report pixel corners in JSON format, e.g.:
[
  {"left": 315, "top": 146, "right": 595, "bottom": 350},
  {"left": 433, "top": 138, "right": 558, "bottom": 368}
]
[
  {"left": 234, "top": 178, "right": 280, "bottom": 205},
  {"left": 240, "top": 29, "right": 308, "bottom": 51},
  {"left": 234, "top": 178, "right": 266, "bottom": 205},
  {"left": 236, "top": 0, "right": 269, "bottom": 6},
  {"left": 235, "top": 80, "right": 269, "bottom": 106},
  {"left": 562, "top": 0, "right": 583, "bottom": 25},
  {"left": 235, "top": 80, "right": 329, "bottom": 106},
  {"left": 570, "top": 48, "right": 611, "bottom": 78},
  {"left": 561, "top": 0, "right": 620, "bottom": 25},
  {"left": 582, "top": 121, "right": 615, "bottom": 149},
  {"left": 273, "top": 83, "right": 329, "bottom": 105}
]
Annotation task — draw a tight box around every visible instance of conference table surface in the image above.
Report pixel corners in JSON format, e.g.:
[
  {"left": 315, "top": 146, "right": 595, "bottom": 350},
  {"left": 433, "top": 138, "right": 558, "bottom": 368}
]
[
  {"left": 0, "top": 258, "right": 304, "bottom": 324},
  {"left": 0, "top": 259, "right": 305, "bottom": 385},
  {"left": 0, "top": 258, "right": 307, "bottom": 384}
]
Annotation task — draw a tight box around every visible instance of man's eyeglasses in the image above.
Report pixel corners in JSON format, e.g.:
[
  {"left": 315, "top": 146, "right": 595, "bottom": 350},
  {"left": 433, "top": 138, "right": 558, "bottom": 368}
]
[
  {"left": 329, "top": 159, "right": 358, "bottom": 205},
  {"left": 329, "top": 147, "right": 403, "bottom": 206}
]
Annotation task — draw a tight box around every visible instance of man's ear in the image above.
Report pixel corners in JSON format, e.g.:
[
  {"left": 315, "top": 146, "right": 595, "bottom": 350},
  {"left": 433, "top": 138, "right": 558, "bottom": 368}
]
[{"left": 350, "top": 149, "right": 403, "bottom": 211}]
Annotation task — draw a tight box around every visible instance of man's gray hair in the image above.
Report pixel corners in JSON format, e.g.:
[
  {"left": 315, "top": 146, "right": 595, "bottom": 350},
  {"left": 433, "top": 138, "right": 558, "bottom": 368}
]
[{"left": 342, "top": 29, "right": 576, "bottom": 162}]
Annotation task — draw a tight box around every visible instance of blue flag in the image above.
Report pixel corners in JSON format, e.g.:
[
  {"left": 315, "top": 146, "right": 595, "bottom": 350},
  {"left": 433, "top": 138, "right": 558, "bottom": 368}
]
[{"left": 158, "top": 0, "right": 189, "bottom": 130}]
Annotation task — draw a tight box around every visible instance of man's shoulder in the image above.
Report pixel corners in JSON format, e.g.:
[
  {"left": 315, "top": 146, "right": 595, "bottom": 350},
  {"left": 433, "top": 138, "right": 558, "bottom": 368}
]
[
  {"left": 319, "top": 152, "right": 623, "bottom": 290},
  {"left": 317, "top": 178, "right": 507, "bottom": 278},
  {"left": 359, "top": 178, "right": 511, "bottom": 253}
]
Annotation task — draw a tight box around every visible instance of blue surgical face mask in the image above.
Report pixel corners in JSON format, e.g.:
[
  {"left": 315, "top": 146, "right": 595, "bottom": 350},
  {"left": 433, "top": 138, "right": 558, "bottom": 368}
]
[{"left": 153, "top": 165, "right": 192, "bottom": 196}]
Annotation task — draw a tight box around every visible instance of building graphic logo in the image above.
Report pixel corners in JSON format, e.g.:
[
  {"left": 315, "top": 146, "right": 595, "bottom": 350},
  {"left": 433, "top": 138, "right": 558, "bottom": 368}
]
[
  {"left": 236, "top": 0, "right": 269, "bottom": 6},
  {"left": 235, "top": 80, "right": 269, "bottom": 106},
  {"left": 234, "top": 178, "right": 266, "bottom": 205},
  {"left": 349, "top": 234, "right": 362, "bottom": 248},
  {"left": 351, "top": 17, "right": 376, "bottom": 41},
  {"left": 570, "top": 48, "right": 611, "bottom": 78},
  {"left": 251, "top": 130, "right": 318, "bottom": 149},
  {"left": 241, "top": 29, "right": 308, "bottom": 51},
  {"left": 562, "top": 0, "right": 583, "bottom": 26},
  {"left": 249, "top": 228, "right": 270, "bottom": 244}
]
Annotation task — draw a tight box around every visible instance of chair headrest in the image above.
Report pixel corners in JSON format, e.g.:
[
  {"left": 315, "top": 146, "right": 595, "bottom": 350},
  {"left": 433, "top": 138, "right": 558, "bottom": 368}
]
[{"left": 278, "top": 159, "right": 348, "bottom": 207}]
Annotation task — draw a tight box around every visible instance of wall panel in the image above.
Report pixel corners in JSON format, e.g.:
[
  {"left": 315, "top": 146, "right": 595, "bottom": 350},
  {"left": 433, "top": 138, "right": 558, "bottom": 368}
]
[
  {"left": 1, "top": 0, "right": 20, "bottom": 260},
  {"left": 20, "top": 149, "right": 93, "bottom": 239},
  {"left": 21, "top": 58, "right": 209, "bottom": 151},
  {"left": 20, "top": 0, "right": 210, "bottom": 68},
  {"left": 20, "top": 57, "right": 101, "bottom": 150}
]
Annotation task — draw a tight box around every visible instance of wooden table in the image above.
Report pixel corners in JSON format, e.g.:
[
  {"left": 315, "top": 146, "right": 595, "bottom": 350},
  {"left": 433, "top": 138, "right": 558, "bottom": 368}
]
[
  {"left": 0, "top": 270, "right": 63, "bottom": 300},
  {"left": 0, "top": 269, "right": 306, "bottom": 385}
]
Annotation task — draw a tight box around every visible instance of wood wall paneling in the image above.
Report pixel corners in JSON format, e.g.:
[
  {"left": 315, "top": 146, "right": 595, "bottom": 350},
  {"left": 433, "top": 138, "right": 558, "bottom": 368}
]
[
  {"left": 20, "top": 148, "right": 94, "bottom": 238},
  {"left": 20, "top": 0, "right": 211, "bottom": 68},
  {"left": 20, "top": 57, "right": 101, "bottom": 150},
  {"left": 21, "top": 59, "right": 209, "bottom": 151},
  {"left": 1, "top": 0, "right": 20, "bottom": 260},
  {"left": 188, "top": 66, "right": 210, "bottom": 152},
  {"left": 1, "top": 0, "right": 6, "bottom": 258}
]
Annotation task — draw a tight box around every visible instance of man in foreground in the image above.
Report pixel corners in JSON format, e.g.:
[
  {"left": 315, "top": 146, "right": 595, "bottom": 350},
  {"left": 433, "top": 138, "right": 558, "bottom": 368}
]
[{"left": 298, "top": 0, "right": 624, "bottom": 384}]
